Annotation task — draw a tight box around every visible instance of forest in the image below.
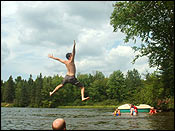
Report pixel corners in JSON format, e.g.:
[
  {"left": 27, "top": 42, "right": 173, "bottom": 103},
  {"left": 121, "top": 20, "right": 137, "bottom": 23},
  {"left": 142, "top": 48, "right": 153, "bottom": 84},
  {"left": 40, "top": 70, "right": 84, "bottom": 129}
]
[
  {"left": 1, "top": 69, "right": 174, "bottom": 111},
  {"left": 1, "top": 1, "right": 174, "bottom": 111}
]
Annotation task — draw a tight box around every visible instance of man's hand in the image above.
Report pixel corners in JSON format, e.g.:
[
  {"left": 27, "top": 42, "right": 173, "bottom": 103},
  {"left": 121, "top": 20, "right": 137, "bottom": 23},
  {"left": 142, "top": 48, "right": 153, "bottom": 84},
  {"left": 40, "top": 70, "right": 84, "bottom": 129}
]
[
  {"left": 48, "top": 54, "right": 53, "bottom": 59},
  {"left": 74, "top": 40, "right": 76, "bottom": 46},
  {"left": 69, "top": 40, "right": 76, "bottom": 62},
  {"left": 48, "top": 54, "right": 66, "bottom": 64}
]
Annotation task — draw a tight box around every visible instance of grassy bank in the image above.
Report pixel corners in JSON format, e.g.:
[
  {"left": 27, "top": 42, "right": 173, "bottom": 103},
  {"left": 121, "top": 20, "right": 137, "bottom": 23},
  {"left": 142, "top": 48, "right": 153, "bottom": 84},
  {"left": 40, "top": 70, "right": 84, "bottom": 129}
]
[
  {"left": 1, "top": 102, "right": 174, "bottom": 111},
  {"left": 57, "top": 105, "right": 117, "bottom": 109},
  {"left": 1, "top": 102, "right": 14, "bottom": 107},
  {"left": 1, "top": 102, "right": 117, "bottom": 109}
]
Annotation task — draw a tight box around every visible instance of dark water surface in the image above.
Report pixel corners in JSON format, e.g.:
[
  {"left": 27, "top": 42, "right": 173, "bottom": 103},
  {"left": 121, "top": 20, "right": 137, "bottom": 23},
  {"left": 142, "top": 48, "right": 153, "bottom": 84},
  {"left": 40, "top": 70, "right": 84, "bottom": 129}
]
[{"left": 1, "top": 107, "right": 174, "bottom": 130}]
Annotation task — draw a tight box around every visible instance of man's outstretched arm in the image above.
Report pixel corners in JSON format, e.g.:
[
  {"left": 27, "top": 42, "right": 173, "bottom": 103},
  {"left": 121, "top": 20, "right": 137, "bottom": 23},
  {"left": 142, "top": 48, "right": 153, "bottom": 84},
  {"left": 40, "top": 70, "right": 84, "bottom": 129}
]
[
  {"left": 70, "top": 40, "right": 76, "bottom": 62},
  {"left": 48, "top": 54, "right": 66, "bottom": 64}
]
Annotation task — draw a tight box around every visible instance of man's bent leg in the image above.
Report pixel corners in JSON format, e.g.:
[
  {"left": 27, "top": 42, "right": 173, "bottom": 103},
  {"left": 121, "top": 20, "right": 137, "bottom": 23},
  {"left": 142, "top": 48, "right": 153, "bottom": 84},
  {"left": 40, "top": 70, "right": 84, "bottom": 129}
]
[
  {"left": 80, "top": 87, "right": 90, "bottom": 101},
  {"left": 50, "top": 84, "right": 63, "bottom": 96}
]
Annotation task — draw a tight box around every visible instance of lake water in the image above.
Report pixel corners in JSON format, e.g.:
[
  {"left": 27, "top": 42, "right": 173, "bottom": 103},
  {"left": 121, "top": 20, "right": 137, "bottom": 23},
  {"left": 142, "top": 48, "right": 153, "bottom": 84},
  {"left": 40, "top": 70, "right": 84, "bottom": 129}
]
[{"left": 1, "top": 107, "right": 174, "bottom": 130}]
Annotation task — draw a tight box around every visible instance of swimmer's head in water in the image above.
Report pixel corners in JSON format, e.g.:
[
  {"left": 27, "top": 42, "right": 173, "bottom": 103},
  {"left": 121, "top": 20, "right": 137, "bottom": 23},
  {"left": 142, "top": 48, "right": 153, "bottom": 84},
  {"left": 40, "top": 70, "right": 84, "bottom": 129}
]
[{"left": 52, "top": 118, "right": 66, "bottom": 130}]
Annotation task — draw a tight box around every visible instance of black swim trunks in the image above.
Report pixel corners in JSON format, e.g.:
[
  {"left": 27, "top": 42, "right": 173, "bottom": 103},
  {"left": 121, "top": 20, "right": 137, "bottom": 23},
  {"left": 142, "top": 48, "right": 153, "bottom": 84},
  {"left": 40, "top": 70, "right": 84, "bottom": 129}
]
[{"left": 62, "top": 75, "right": 83, "bottom": 87}]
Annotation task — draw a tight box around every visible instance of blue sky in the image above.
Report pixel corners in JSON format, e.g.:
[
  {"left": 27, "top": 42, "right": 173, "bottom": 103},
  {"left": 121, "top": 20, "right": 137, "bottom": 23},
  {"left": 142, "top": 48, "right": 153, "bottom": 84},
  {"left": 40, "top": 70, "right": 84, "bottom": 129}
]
[{"left": 1, "top": 1, "right": 156, "bottom": 81}]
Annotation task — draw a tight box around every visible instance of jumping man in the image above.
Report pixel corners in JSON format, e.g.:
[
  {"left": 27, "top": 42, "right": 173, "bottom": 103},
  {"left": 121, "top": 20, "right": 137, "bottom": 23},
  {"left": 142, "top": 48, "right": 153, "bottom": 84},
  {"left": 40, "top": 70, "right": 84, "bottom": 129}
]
[{"left": 48, "top": 40, "right": 90, "bottom": 101}]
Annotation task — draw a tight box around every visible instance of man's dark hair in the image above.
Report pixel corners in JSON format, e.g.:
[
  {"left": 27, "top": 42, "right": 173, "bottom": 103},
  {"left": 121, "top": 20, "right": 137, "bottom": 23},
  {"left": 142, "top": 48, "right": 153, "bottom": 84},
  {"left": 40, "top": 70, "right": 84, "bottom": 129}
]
[{"left": 66, "top": 53, "right": 72, "bottom": 60}]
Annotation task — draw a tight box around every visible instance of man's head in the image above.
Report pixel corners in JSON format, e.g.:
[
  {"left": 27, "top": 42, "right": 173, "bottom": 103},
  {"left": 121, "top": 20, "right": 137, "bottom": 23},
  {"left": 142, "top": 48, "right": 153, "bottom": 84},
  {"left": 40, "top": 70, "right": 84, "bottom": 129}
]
[
  {"left": 66, "top": 53, "right": 72, "bottom": 60},
  {"left": 52, "top": 118, "right": 66, "bottom": 130}
]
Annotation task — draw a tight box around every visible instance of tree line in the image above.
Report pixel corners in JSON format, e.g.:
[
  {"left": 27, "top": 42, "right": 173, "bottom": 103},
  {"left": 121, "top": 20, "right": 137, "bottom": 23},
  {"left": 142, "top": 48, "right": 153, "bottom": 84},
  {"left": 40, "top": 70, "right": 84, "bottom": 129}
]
[{"left": 1, "top": 69, "right": 174, "bottom": 110}]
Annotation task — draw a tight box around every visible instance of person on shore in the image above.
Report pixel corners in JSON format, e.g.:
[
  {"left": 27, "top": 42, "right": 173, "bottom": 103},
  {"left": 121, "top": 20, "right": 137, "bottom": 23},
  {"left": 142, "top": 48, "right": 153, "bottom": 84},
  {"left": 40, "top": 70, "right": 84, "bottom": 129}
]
[
  {"left": 149, "top": 107, "right": 157, "bottom": 115},
  {"left": 52, "top": 118, "right": 66, "bottom": 130},
  {"left": 130, "top": 104, "right": 138, "bottom": 116},
  {"left": 48, "top": 40, "right": 90, "bottom": 101},
  {"left": 113, "top": 108, "right": 121, "bottom": 116}
]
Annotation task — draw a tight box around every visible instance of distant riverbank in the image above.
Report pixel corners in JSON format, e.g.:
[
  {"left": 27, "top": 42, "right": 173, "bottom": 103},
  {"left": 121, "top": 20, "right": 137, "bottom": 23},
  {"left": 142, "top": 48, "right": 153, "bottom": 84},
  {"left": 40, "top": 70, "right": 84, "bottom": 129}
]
[
  {"left": 1, "top": 102, "right": 174, "bottom": 112},
  {"left": 1, "top": 102, "right": 116, "bottom": 109},
  {"left": 57, "top": 105, "right": 116, "bottom": 108}
]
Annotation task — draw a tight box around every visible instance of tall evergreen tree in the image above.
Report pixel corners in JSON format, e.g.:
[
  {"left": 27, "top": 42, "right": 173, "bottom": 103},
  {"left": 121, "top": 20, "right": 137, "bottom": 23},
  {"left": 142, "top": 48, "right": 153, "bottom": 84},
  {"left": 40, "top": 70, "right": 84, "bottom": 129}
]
[
  {"left": 125, "top": 69, "right": 142, "bottom": 103},
  {"left": 1, "top": 80, "right": 4, "bottom": 102},
  {"left": 14, "top": 77, "right": 23, "bottom": 106},
  {"left": 3, "top": 76, "right": 15, "bottom": 103},
  {"left": 34, "top": 73, "right": 43, "bottom": 107},
  {"left": 41, "top": 76, "right": 53, "bottom": 107},
  {"left": 20, "top": 80, "right": 30, "bottom": 107},
  {"left": 28, "top": 74, "right": 35, "bottom": 107}
]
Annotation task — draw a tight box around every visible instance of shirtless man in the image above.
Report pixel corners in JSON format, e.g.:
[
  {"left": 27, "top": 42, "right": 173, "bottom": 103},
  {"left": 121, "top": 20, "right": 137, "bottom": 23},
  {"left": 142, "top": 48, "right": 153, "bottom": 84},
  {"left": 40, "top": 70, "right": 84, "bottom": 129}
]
[{"left": 48, "top": 40, "right": 90, "bottom": 101}]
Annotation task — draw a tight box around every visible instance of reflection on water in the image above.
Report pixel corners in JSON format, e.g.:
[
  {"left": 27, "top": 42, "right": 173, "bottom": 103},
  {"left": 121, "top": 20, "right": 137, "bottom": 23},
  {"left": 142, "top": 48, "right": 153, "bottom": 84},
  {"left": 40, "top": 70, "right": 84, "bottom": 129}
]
[{"left": 1, "top": 107, "right": 174, "bottom": 130}]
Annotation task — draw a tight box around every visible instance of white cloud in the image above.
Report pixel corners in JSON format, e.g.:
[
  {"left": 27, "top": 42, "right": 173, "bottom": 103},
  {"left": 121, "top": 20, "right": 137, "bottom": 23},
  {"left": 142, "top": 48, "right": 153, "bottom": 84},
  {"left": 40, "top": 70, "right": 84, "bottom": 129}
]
[
  {"left": 1, "top": 42, "right": 10, "bottom": 66},
  {"left": 1, "top": 1, "right": 156, "bottom": 81},
  {"left": 76, "top": 44, "right": 155, "bottom": 78}
]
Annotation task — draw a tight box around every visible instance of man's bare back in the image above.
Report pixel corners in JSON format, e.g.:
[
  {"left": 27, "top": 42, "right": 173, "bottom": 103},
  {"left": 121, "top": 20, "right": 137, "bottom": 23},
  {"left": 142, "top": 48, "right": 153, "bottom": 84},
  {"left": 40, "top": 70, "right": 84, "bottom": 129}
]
[{"left": 65, "top": 58, "right": 76, "bottom": 76}]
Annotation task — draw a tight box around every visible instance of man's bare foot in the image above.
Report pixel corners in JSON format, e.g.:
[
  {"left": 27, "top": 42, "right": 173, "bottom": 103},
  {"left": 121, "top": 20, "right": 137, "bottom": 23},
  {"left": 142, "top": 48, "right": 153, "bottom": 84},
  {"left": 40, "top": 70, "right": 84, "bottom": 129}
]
[
  {"left": 49, "top": 92, "right": 52, "bottom": 96},
  {"left": 82, "top": 97, "right": 90, "bottom": 101}
]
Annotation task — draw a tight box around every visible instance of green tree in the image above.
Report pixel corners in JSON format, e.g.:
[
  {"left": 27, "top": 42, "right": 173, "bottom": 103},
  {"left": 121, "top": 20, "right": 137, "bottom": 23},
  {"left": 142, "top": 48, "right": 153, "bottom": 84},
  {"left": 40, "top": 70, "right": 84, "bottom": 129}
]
[
  {"left": 1, "top": 80, "right": 4, "bottom": 102},
  {"left": 138, "top": 71, "right": 164, "bottom": 107},
  {"left": 14, "top": 77, "right": 29, "bottom": 107},
  {"left": 110, "top": 1, "right": 174, "bottom": 97},
  {"left": 28, "top": 74, "right": 35, "bottom": 107},
  {"left": 20, "top": 80, "right": 30, "bottom": 107},
  {"left": 89, "top": 78, "right": 108, "bottom": 103},
  {"left": 14, "top": 76, "right": 23, "bottom": 106},
  {"left": 34, "top": 73, "right": 43, "bottom": 107},
  {"left": 41, "top": 76, "right": 53, "bottom": 107},
  {"left": 77, "top": 73, "right": 92, "bottom": 88},
  {"left": 92, "top": 71, "right": 105, "bottom": 80},
  {"left": 50, "top": 75, "right": 66, "bottom": 107},
  {"left": 125, "top": 68, "right": 142, "bottom": 103},
  {"left": 3, "top": 76, "right": 15, "bottom": 103},
  {"left": 87, "top": 71, "right": 106, "bottom": 102},
  {"left": 107, "top": 70, "right": 126, "bottom": 102}
]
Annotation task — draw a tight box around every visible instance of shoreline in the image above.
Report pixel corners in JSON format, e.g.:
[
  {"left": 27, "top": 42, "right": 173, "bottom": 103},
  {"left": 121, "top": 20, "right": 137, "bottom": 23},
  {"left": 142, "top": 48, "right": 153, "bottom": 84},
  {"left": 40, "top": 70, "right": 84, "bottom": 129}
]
[
  {"left": 1, "top": 103, "right": 174, "bottom": 112},
  {"left": 57, "top": 105, "right": 116, "bottom": 109},
  {"left": 1, "top": 102, "right": 116, "bottom": 108}
]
